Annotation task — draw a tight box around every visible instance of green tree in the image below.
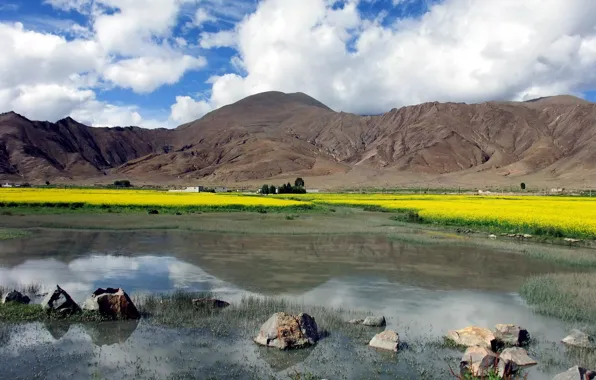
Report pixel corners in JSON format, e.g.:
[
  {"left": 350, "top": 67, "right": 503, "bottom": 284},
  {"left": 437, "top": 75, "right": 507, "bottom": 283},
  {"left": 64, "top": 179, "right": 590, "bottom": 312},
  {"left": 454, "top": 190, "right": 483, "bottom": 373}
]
[
  {"left": 520, "top": 182, "right": 526, "bottom": 191},
  {"left": 113, "top": 180, "right": 131, "bottom": 188},
  {"left": 294, "top": 177, "right": 305, "bottom": 188},
  {"left": 261, "top": 184, "right": 269, "bottom": 195},
  {"left": 269, "top": 185, "right": 277, "bottom": 194}
]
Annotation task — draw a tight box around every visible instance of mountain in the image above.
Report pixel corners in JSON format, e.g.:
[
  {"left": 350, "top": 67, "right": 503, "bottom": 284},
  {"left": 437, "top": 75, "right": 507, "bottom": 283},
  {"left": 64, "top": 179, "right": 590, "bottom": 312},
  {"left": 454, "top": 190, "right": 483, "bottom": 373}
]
[{"left": 1, "top": 92, "right": 596, "bottom": 188}]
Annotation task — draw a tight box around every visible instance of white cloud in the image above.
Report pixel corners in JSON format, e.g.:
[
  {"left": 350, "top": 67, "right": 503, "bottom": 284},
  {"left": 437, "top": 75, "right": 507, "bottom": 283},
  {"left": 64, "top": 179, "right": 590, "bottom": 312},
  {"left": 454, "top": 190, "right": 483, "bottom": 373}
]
[
  {"left": 203, "top": 0, "right": 596, "bottom": 113},
  {"left": 170, "top": 95, "right": 212, "bottom": 123},
  {"left": 199, "top": 30, "right": 237, "bottom": 49},
  {"left": 194, "top": 8, "right": 215, "bottom": 27},
  {"left": 103, "top": 55, "right": 206, "bottom": 93}
]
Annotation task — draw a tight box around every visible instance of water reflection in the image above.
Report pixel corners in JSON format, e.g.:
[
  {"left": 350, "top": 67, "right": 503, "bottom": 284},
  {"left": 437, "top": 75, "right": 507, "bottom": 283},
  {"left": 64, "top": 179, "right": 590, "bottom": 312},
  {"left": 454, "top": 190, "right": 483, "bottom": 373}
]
[{"left": 0, "top": 230, "right": 581, "bottom": 379}]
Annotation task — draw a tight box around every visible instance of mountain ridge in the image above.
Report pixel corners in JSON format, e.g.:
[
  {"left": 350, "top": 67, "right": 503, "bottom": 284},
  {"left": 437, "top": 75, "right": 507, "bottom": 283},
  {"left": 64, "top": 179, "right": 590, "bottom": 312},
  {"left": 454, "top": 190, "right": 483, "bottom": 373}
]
[{"left": 1, "top": 92, "right": 596, "bottom": 188}]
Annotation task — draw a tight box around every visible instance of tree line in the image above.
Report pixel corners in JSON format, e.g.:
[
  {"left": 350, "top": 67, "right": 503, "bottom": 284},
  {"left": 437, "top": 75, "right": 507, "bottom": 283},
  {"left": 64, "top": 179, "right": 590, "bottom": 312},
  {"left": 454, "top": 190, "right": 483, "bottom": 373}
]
[{"left": 260, "top": 178, "right": 306, "bottom": 195}]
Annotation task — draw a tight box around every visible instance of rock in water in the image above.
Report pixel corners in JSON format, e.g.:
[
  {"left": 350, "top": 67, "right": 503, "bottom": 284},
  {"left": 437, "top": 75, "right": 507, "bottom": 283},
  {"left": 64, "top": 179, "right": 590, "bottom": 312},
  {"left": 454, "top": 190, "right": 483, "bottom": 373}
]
[
  {"left": 1, "top": 290, "right": 31, "bottom": 305},
  {"left": 369, "top": 330, "right": 399, "bottom": 352},
  {"left": 460, "top": 346, "right": 517, "bottom": 378},
  {"left": 494, "top": 324, "right": 530, "bottom": 346},
  {"left": 82, "top": 288, "right": 140, "bottom": 320},
  {"left": 562, "top": 329, "right": 596, "bottom": 349},
  {"left": 41, "top": 285, "right": 81, "bottom": 315},
  {"left": 446, "top": 326, "right": 500, "bottom": 351},
  {"left": 362, "top": 316, "right": 386, "bottom": 327},
  {"left": 254, "top": 312, "right": 318, "bottom": 350},
  {"left": 191, "top": 298, "right": 230, "bottom": 308},
  {"left": 499, "top": 347, "right": 537, "bottom": 367},
  {"left": 553, "top": 366, "right": 596, "bottom": 380}
]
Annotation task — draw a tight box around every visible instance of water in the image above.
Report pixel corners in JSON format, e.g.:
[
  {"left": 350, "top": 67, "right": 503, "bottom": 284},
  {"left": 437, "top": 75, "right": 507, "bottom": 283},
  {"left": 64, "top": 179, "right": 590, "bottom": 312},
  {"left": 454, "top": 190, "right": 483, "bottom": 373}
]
[{"left": 0, "top": 230, "right": 583, "bottom": 379}]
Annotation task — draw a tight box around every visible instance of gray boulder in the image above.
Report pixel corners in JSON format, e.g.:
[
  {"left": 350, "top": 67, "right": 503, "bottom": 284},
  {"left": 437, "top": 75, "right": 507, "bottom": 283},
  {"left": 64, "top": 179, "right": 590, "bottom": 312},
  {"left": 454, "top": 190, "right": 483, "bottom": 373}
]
[
  {"left": 369, "top": 330, "right": 399, "bottom": 351},
  {"left": 41, "top": 285, "right": 81, "bottom": 315},
  {"left": 494, "top": 324, "right": 530, "bottom": 346},
  {"left": 1, "top": 290, "right": 31, "bottom": 305},
  {"left": 553, "top": 366, "right": 596, "bottom": 380},
  {"left": 254, "top": 312, "right": 318, "bottom": 350},
  {"left": 362, "top": 316, "right": 386, "bottom": 327},
  {"left": 499, "top": 347, "right": 537, "bottom": 367},
  {"left": 347, "top": 318, "right": 364, "bottom": 325},
  {"left": 562, "top": 329, "right": 596, "bottom": 349}
]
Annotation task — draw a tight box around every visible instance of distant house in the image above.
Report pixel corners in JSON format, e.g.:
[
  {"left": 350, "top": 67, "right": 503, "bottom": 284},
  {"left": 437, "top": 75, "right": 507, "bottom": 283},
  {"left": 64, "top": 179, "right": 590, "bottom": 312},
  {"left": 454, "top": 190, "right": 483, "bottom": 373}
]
[
  {"left": 1, "top": 183, "right": 13, "bottom": 188},
  {"left": 550, "top": 188, "right": 564, "bottom": 194},
  {"left": 168, "top": 186, "right": 204, "bottom": 193},
  {"left": 214, "top": 187, "right": 228, "bottom": 193},
  {"left": 307, "top": 189, "right": 320, "bottom": 193}
]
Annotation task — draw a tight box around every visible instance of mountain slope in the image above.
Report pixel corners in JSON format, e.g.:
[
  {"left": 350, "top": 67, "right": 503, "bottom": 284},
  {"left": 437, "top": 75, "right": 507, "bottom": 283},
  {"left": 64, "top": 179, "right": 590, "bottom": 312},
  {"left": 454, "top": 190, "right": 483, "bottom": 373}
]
[{"left": 1, "top": 92, "right": 595, "bottom": 186}]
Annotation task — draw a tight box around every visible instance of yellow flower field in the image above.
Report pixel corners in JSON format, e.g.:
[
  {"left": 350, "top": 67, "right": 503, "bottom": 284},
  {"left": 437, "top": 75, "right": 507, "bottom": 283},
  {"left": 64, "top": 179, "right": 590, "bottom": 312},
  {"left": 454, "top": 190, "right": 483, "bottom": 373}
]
[
  {"left": 277, "top": 193, "right": 596, "bottom": 237},
  {"left": 0, "top": 188, "right": 307, "bottom": 208}
]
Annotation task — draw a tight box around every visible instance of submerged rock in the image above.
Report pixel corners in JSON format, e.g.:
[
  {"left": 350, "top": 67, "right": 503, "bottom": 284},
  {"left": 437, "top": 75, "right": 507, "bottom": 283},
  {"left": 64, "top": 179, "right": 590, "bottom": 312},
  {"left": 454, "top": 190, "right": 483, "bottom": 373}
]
[
  {"left": 562, "top": 329, "right": 596, "bottom": 349},
  {"left": 553, "top": 366, "right": 596, "bottom": 380},
  {"left": 499, "top": 347, "right": 537, "bottom": 367},
  {"left": 254, "top": 312, "right": 318, "bottom": 350},
  {"left": 446, "top": 326, "right": 500, "bottom": 351},
  {"left": 191, "top": 298, "right": 230, "bottom": 308},
  {"left": 82, "top": 288, "right": 140, "bottom": 320},
  {"left": 369, "top": 330, "right": 399, "bottom": 352},
  {"left": 1, "top": 290, "right": 30, "bottom": 305},
  {"left": 362, "top": 316, "right": 386, "bottom": 327},
  {"left": 494, "top": 324, "right": 530, "bottom": 346},
  {"left": 460, "top": 346, "right": 517, "bottom": 378},
  {"left": 41, "top": 285, "right": 81, "bottom": 315}
]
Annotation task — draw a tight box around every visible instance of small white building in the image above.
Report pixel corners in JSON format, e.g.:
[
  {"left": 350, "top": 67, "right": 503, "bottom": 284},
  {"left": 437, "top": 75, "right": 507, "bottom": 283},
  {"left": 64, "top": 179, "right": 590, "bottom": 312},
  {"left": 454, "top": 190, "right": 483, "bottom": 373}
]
[
  {"left": 214, "top": 187, "right": 228, "bottom": 193},
  {"left": 1, "top": 183, "right": 13, "bottom": 188},
  {"left": 169, "top": 186, "right": 204, "bottom": 193}
]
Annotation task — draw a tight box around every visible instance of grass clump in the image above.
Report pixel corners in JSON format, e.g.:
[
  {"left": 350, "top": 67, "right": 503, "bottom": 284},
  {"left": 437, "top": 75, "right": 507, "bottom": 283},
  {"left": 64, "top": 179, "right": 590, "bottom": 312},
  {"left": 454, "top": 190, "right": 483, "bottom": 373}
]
[
  {"left": 0, "top": 228, "right": 31, "bottom": 240},
  {"left": 520, "top": 273, "right": 596, "bottom": 322},
  {"left": 0, "top": 303, "right": 110, "bottom": 323}
]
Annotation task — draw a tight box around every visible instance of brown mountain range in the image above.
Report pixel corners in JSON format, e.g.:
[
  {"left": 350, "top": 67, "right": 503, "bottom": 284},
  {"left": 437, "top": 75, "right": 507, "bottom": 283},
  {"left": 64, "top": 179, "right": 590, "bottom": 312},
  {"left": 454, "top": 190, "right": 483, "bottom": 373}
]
[{"left": 1, "top": 91, "right": 596, "bottom": 189}]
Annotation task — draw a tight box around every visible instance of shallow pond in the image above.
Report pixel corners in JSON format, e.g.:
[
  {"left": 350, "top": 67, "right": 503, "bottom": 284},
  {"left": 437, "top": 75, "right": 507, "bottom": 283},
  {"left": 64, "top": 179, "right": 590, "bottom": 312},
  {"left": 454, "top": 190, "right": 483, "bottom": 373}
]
[{"left": 0, "top": 230, "right": 587, "bottom": 379}]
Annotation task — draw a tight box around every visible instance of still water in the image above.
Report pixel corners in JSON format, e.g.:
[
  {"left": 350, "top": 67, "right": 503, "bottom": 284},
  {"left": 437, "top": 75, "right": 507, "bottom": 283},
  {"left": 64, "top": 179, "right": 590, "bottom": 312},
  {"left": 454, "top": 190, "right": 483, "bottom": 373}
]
[{"left": 0, "top": 230, "right": 582, "bottom": 379}]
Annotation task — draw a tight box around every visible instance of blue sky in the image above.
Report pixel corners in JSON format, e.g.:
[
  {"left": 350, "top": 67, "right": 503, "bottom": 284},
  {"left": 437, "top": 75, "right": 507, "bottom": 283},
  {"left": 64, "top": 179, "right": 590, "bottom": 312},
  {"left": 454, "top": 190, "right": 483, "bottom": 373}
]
[{"left": 1, "top": 0, "right": 596, "bottom": 128}]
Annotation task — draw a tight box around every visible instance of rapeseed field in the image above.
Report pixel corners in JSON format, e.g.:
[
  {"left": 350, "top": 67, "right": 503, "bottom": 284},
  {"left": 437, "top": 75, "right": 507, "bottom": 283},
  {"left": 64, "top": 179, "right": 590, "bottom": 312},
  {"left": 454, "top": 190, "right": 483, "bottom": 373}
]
[
  {"left": 278, "top": 193, "right": 596, "bottom": 237},
  {"left": 0, "top": 188, "right": 307, "bottom": 209}
]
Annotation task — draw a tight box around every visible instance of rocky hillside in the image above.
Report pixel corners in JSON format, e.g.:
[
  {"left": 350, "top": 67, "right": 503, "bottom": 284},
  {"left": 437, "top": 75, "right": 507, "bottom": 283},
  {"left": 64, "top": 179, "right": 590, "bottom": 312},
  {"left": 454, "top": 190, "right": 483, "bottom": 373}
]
[{"left": 1, "top": 92, "right": 595, "bottom": 186}]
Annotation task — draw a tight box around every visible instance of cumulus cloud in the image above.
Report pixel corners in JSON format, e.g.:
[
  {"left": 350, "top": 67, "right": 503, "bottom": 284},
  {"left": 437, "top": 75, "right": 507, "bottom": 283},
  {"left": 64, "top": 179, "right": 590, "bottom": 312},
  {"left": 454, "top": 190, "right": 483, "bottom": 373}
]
[
  {"left": 170, "top": 96, "right": 213, "bottom": 123},
  {"left": 103, "top": 55, "right": 206, "bottom": 93},
  {"left": 201, "top": 0, "right": 596, "bottom": 114},
  {"left": 0, "top": 0, "right": 207, "bottom": 126}
]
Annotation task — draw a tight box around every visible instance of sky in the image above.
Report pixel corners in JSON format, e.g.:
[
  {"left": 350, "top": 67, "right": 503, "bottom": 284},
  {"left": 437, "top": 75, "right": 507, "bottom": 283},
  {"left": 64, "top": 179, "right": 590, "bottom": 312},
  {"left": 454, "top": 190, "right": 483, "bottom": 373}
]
[{"left": 1, "top": 0, "right": 596, "bottom": 129}]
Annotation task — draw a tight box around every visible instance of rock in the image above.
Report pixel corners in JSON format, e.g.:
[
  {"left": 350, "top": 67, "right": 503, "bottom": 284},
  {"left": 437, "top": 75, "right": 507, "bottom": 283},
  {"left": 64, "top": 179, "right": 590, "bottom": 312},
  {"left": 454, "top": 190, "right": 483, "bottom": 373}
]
[
  {"left": 1, "top": 290, "right": 31, "bottom": 305},
  {"left": 362, "top": 316, "right": 386, "bottom": 327},
  {"left": 82, "top": 288, "right": 140, "bottom": 320},
  {"left": 489, "top": 234, "right": 497, "bottom": 239},
  {"left": 507, "top": 234, "right": 517, "bottom": 238},
  {"left": 499, "top": 347, "right": 537, "bottom": 367},
  {"left": 191, "top": 298, "right": 230, "bottom": 308},
  {"left": 494, "top": 324, "right": 530, "bottom": 346},
  {"left": 564, "top": 238, "right": 582, "bottom": 243},
  {"left": 446, "top": 326, "right": 500, "bottom": 351},
  {"left": 254, "top": 312, "right": 318, "bottom": 350},
  {"left": 41, "top": 285, "right": 81, "bottom": 315},
  {"left": 523, "top": 234, "right": 532, "bottom": 238},
  {"left": 369, "top": 330, "right": 399, "bottom": 352},
  {"left": 553, "top": 366, "right": 596, "bottom": 380},
  {"left": 347, "top": 319, "right": 364, "bottom": 325},
  {"left": 562, "top": 329, "right": 596, "bottom": 349},
  {"left": 460, "top": 346, "right": 517, "bottom": 378}
]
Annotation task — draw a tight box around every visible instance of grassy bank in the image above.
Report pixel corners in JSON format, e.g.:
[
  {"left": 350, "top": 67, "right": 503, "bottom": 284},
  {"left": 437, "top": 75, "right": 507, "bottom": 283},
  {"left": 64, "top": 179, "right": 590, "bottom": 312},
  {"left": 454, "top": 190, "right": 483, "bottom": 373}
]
[{"left": 520, "top": 273, "right": 596, "bottom": 323}]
